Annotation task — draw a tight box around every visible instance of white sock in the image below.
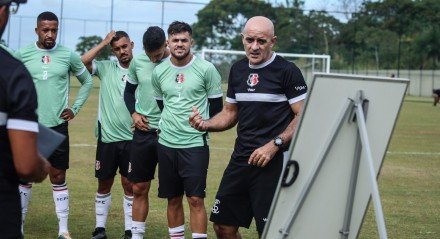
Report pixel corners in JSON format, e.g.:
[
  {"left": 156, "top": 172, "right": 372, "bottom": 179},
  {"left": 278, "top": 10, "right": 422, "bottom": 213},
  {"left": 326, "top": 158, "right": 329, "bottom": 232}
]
[
  {"left": 52, "top": 183, "right": 69, "bottom": 234},
  {"left": 131, "top": 221, "right": 145, "bottom": 239},
  {"left": 95, "top": 192, "right": 111, "bottom": 228},
  {"left": 123, "top": 195, "right": 133, "bottom": 231},
  {"left": 169, "top": 225, "right": 185, "bottom": 239},
  {"left": 19, "top": 184, "right": 33, "bottom": 234},
  {"left": 192, "top": 233, "right": 208, "bottom": 239}
]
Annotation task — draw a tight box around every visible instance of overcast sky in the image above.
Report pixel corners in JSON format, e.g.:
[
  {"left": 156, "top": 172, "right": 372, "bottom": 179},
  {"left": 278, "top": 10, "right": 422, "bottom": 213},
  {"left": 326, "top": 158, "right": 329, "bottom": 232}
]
[{"left": 4, "top": 0, "right": 349, "bottom": 54}]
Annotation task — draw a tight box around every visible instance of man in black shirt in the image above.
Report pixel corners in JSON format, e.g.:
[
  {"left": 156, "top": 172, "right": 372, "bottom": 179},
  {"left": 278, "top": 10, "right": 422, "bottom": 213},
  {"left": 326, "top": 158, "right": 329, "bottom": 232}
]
[
  {"left": 0, "top": 1, "right": 50, "bottom": 238},
  {"left": 189, "top": 16, "right": 307, "bottom": 238}
]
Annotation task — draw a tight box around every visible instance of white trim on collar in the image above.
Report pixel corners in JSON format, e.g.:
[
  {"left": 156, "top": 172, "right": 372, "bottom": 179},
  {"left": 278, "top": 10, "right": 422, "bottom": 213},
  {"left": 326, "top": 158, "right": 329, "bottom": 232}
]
[
  {"left": 34, "top": 42, "right": 58, "bottom": 52},
  {"left": 249, "top": 52, "right": 277, "bottom": 69},
  {"left": 170, "top": 55, "right": 196, "bottom": 70}
]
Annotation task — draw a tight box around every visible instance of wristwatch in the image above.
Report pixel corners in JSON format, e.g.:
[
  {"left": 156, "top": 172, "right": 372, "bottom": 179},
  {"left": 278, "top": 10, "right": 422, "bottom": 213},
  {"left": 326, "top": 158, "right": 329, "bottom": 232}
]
[{"left": 274, "top": 136, "right": 284, "bottom": 147}]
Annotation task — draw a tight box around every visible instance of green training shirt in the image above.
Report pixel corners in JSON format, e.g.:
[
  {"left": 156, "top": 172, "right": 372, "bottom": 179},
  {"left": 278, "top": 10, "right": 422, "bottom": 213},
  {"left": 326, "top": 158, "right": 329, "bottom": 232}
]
[
  {"left": 15, "top": 43, "right": 93, "bottom": 127},
  {"left": 93, "top": 60, "right": 132, "bottom": 143},
  {"left": 152, "top": 55, "right": 223, "bottom": 148},
  {"left": 126, "top": 53, "right": 163, "bottom": 129}
]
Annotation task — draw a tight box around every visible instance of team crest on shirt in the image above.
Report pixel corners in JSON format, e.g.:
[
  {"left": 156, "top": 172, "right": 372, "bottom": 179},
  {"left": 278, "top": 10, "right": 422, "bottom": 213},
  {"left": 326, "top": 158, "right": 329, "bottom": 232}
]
[
  {"left": 247, "top": 73, "right": 259, "bottom": 87},
  {"left": 95, "top": 161, "right": 101, "bottom": 170},
  {"left": 41, "top": 55, "right": 51, "bottom": 64},
  {"left": 176, "top": 73, "right": 185, "bottom": 84}
]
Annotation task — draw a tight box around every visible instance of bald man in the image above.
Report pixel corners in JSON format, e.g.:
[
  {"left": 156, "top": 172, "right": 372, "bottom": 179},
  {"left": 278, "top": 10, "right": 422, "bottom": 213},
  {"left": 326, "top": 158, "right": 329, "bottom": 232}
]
[{"left": 189, "top": 16, "right": 308, "bottom": 238}]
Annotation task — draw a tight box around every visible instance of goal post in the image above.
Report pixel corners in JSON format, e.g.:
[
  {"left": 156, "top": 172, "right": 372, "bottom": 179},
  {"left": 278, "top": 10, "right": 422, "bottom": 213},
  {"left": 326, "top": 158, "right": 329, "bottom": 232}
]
[{"left": 199, "top": 48, "right": 331, "bottom": 84}]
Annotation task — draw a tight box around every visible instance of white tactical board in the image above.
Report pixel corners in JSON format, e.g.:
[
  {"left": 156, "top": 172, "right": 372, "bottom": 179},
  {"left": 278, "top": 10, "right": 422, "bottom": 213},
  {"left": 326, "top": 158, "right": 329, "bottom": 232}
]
[{"left": 262, "top": 73, "right": 408, "bottom": 239}]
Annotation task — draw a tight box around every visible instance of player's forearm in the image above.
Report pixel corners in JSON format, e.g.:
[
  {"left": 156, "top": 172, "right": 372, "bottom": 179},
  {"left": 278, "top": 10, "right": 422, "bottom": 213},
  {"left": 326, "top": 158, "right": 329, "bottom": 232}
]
[
  {"left": 81, "top": 41, "right": 107, "bottom": 66},
  {"left": 124, "top": 82, "right": 137, "bottom": 114},
  {"left": 9, "top": 130, "right": 49, "bottom": 183},
  {"left": 71, "top": 71, "right": 93, "bottom": 115},
  {"left": 205, "top": 103, "right": 237, "bottom": 132},
  {"left": 278, "top": 100, "right": 304, "bottom": 143}
]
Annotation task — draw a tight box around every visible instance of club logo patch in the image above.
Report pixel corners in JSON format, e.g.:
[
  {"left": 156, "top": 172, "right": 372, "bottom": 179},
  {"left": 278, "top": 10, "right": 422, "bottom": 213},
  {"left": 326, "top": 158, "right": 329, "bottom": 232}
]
[
  {"left": 176, "top": 73, "right": 185, "bottom": 84},
  {"left": 95, "top": 161, "right": 100, "bottom": 170},
  {"left": 247, "top": 73, "right": 259, "bottom": 87},
  {"left": 211, "top": 199, "right": 220, "bottom": 214},
  {"left": 41, "top": 55, "right": 51, "bottom": 64}
]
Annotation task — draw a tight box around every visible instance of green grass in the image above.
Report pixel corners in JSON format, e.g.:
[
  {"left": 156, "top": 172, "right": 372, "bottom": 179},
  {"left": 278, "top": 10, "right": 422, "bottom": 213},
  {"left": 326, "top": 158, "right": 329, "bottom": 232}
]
[{"left": 24, "top": 82, "right": 439, "bottom": 238}]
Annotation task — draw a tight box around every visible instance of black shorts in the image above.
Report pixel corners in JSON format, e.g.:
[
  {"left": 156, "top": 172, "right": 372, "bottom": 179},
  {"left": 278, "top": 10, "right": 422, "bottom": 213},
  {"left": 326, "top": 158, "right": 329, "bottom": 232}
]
[
  {"left": 95, "top": 140, "right": 131, "bottom": 179},
  {"left": 127, "top": 128, "right": 158, "bottom": 183},
  {"left": 209, "top": 153, "right": 283, "bottom": 235},
  {"left": 0, "top": 179, "right": 22, "bottom": 239},
  {"left": 157, "top": 143, "right": 209, "bottom": 199},
  {"left": 433, "top": 89, "right": 440, "bottom": 95},
  {"left": 49, "top": 122, "right": 69, "bottom": 170}
]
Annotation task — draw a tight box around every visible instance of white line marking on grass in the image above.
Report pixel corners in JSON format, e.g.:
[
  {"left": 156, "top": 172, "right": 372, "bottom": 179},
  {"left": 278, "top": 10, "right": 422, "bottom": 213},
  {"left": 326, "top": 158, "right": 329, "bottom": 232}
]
[
  {"left": 386, "top": 151, "right": 440, "bottom": 156},
  {"left": 70, "top": 144, "right": 439, "bottom": 156}
]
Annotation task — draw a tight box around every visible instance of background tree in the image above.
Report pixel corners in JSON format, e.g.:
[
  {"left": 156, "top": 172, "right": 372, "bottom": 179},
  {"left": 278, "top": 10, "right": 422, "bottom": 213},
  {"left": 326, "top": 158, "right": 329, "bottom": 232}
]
[{"left": 76, "top": 35, "right": 112, "bottom": 60}]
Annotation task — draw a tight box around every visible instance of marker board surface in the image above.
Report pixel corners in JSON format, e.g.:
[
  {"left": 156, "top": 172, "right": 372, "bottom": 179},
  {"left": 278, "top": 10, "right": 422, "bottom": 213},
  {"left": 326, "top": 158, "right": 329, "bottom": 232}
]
[{"left": 262, "top": 73, "right": 408, "bottom": 239}]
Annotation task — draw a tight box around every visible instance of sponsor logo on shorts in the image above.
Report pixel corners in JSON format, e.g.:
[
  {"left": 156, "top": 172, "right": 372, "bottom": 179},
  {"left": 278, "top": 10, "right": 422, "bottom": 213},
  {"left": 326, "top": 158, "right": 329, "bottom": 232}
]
[
  {"left": 128, "top": 162, "right": 132, "bottom": 173},
  {"left": 212, "top": 199, "right": 220, "bottom": 214},
  {"left": 95, "top": 161, "right": 101, "bottom": 170},
  {"left": 295, "top": 85, "right": 306, "bottom": 91},
  {"left": 263, "top": 217, "right": 268, "bottom": 222}
]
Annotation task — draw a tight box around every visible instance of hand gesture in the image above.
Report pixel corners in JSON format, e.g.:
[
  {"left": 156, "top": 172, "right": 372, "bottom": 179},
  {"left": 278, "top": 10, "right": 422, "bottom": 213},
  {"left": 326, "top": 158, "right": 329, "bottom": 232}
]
[
  {"left": 103, "top": 30, "right": 116, "bottom": 45},
  {"left": 248, "top": 141, "right": 279, "bottom": 167},
  {"left": 60, "top": 108, "right": 75, "bottom": 121},
  {"left": 132, "top": 112, "right": 150, "bottom": 131},
  {"left": 189, "top": 106, "right": 207, "bottom": 131}
]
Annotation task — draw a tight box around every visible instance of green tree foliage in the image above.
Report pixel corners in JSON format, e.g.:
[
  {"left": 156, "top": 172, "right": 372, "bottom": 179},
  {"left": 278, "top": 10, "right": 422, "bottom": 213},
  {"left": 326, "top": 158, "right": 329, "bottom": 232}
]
[
  {"left": 192, "top": 0, "right": 439, "bottom": 70},
  {"left": 76, "top": 35, "right": 112, "bottom": 60}
]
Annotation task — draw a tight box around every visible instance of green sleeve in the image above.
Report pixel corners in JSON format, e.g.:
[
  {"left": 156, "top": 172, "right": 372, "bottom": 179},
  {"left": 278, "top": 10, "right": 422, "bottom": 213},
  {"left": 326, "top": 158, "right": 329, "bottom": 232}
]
[
  {"left": 151, "top": 69, "right": 162, "bottom": 99},
  {"left": 205, "top": 64, "right": 223, "bottom": 97},
  {"left": 70, "top": 52, "right": 93, "bottom": 115},
  {"left": 127, "top": 58, "right": 138, "bottom": 84}
]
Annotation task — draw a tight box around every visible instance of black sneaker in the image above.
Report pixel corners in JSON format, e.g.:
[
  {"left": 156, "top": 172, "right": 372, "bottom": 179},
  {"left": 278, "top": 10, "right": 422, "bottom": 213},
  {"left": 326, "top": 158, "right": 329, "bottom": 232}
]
[
  {"left": 121, "top": 230, "right": 132, "bottom": 239},
  {"left": 91, "top": 227, "right": 107, "bottom": 239}
]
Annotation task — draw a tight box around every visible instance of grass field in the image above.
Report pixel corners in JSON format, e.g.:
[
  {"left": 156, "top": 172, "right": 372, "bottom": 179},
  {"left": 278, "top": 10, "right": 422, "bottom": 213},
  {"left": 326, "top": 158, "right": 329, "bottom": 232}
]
[{"left": 23, "top": 81, "right": 439, "bottom": 239}]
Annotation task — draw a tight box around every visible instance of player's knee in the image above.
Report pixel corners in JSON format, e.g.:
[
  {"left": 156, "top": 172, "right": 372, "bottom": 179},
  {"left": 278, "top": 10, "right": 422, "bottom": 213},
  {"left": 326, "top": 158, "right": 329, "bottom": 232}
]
[
  {"left": 213, "top": 224, "right": 238, "bottom": 239},
  {"left": 187, "top": 196, "right": 204, "bottom": 209},
  {"left": 132, "top": 182, "right": 149, "bottom": 196}
]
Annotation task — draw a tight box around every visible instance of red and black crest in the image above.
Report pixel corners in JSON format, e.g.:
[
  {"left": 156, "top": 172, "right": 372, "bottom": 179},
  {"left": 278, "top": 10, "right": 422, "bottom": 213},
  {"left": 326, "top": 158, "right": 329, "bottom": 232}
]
[
  {"left": 176, "top": 73, "right": 185, "bottom": 84},
  {"left": 41, "top": 55, "right": 51, "bottom": 64},
  {"left": 247, "top": 73, "right": 259, "bottom": 87}
]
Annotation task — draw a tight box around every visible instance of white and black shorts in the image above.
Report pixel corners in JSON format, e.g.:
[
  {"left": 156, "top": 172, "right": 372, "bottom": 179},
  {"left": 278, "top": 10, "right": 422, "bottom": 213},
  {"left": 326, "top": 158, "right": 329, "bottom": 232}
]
[
  {"left": 209, "top": 152, "right": 284, "bottom": 235},
  {"left": 127, "top": 128, "right": 159, "bottom": 183},
  {"left": 95, "top": 140, "right": 131, "bottom": 179},
  {"left": 157, "top": 143, "right": 209, "bottom": 199}
]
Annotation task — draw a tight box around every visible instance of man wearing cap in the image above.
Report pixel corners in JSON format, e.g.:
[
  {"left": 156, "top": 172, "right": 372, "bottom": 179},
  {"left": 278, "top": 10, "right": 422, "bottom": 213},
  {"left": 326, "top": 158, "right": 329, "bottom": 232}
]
[{"left": 0, "top": 0, "right": 50, "bottom": 238}]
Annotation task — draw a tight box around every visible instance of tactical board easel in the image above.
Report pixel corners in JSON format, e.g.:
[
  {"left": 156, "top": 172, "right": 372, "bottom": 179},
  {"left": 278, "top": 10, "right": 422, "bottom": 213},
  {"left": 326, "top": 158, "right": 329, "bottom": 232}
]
[{"left": 262, "top": 73, "right": 408, "bottom": 239}]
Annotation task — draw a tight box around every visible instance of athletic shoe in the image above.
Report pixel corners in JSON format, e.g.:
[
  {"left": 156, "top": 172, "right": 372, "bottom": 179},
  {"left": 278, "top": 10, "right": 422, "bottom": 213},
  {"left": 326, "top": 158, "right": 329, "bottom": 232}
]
[
  {"left": 91, "top": 227, "right": 107, "bottom": 239},
  {"left": 121, "top": 230, "right": 132, "bottom": 239},
  {"left": 57, "top": 232, "right": 72, "bottom": 239}
]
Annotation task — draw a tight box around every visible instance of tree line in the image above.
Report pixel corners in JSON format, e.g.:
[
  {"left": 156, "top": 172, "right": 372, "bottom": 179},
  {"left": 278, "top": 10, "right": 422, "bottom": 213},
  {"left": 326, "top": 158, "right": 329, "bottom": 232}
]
[{"left": 191, "top": 0, "right": 439, "bottom": 70}]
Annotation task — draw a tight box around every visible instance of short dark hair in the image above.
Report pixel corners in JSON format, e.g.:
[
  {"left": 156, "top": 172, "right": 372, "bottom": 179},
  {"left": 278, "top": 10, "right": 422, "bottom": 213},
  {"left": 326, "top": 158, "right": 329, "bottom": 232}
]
[
  {"left": 167, "top": 21, "right": 192, "bottom": 36},
  {"left": 143, "top": 26, "right": 166, "bottom": 52},
  {"left": 37, "top": 11, "right": 58, "bottom": 23},
  {"left": 110, "top": 31, "right": 130, "bottom": 46}
]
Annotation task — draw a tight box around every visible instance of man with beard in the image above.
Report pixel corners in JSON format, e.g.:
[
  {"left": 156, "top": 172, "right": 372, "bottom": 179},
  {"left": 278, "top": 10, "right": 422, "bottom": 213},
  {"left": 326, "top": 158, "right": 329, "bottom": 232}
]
[
  {"left": 151, "top": 21, "right": 223, "bottom": 239},
  {"left": 0, "top": 1, "right": 50, "bottom": 238},
  {"left": 123, "top": 26, "right": 170, "bottom": 239},
  {"left": 15, "top": 11, "right": 93, "bottom": 239},
  {"left": 189, "top": 16, "right": 307, "bottom": 238},
  {"left": 81, "top": 30, "right": 134, "bottom": 239}
]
